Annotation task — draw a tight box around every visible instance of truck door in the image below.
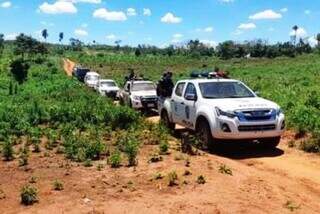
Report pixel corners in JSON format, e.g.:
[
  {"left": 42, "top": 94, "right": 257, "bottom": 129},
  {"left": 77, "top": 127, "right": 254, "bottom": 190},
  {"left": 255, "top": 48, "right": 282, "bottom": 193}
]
[
  {"left": 171, "top": 82, "right": 186, "bottom": 125},
  {"left": 183, "top": 83, "right": 198, "bottom": 129}
]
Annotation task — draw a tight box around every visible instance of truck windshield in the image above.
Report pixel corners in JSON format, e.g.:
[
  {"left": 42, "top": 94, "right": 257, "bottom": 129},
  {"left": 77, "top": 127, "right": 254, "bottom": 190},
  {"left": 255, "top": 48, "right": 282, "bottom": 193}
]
[
  {"left": 87, "top": 75, "right": 99, "bottom": 81},
  {"left": 101, "top": 81, "right": 116, "bottom": 87},
  {"left": 199, "top": 82, "right": 255, "bottom": 99},
  {"left": 132, "top": 83, "right": 155, "bottom": 91}
]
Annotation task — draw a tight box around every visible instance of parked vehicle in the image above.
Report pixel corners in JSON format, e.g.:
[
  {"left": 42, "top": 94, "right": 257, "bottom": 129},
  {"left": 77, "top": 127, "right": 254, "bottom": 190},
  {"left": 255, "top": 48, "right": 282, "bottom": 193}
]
[
  {"left": 95, "top": 79, "right": 120, "bottom": 99},
  {"left": 84, "top": 72, "right": 100, "bottom": 88},
  {"left": 158, "top": 78, "right": 285, "bottom": 149},
  {"left": 119, "top": 80, "right": 158, "bottom": 110},
  {"left": 72, "top": 67, "right": 90, "bottom": 82}
]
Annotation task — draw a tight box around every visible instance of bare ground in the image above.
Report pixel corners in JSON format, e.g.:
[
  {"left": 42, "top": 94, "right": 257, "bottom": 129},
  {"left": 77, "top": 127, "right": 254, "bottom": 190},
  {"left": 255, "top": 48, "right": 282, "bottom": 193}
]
[{"left": 1, "top": 60, "right": 319, "bottom": 213}]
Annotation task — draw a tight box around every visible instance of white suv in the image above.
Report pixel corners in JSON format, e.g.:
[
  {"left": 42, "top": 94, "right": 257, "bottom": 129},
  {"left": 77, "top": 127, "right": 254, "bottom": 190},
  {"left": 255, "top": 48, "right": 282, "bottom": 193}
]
[
  {"left": 159, "top": 78, "right": 285, "bottom": 149},
  {"left": 119, "top": 80, "right": 158, "bottom": 110}
]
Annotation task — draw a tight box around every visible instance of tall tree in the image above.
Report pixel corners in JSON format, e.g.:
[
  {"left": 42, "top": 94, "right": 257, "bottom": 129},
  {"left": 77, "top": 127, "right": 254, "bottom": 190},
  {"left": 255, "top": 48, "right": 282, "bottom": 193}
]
[
  {"left": 292, "top": 25, "right": 299, "bottom": 45},
  {"left": 59, "top": 32, "right": 64, "bottom": 43},
  {"left": 115, "top": 40, "right": 122, "bottom": 51},
  {"left": 41, "top": 29, "right": 48, "bottom": 42}
]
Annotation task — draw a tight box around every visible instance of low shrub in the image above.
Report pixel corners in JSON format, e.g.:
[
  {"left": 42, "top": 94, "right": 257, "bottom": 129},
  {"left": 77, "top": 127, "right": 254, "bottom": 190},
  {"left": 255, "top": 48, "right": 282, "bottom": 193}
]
[
  {"left": 53, "top": 180, "right": 64, "bottom": 191},
  {"left": 219, "top": 164, "right": 233, "bottom": 176},
  {"left": 159, "top": 141, "right": 169, "bottom": 155},
  {"left": 20, "top": 185, "right": 38, "bottom": 205},
  {"left": 2, "top": 139, "right": 14, "bottom": 161},
  {"left": 167, "top": 171, "right": 178, "bottom": 186},
  {"left": 109, "top": 150, "right": 122, "bottom": 168},
  {"left": 196, "top": 175, "right": 206, "bottom": 184}
]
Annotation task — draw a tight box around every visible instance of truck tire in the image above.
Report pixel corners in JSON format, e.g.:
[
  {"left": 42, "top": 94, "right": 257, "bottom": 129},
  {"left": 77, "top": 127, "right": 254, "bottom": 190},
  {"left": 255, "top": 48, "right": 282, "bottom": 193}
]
[
  {"left": 196, "top": 119, "right": 215, "bottom": 151},
  {"left": 161, "top": 110, "right": 175, "bottom": 130},
  {"left": 259, "top": 137, "right": 281, "bottom": 149}
]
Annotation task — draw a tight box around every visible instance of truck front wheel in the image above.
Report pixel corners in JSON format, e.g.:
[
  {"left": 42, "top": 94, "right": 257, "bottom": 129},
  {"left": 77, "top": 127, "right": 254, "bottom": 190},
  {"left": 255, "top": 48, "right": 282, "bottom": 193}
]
[
  {"left": 196, "top": 119, "right": 215, "bottom": 151},
  {"left": 161, "top": 111, "right": 175, "bottom": 130}
]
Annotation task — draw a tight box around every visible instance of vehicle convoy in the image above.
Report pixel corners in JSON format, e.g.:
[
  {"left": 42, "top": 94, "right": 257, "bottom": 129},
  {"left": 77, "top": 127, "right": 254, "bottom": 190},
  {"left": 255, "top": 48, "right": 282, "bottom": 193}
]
[
  {"left": 84, "top": 71, "right": 100, "bottom": 88},
  {"left": 119, "top": 79, "right": 158, "bottom": 110},
  {"left": 159, "top": 78, "right": 285, "bottom": 149},
  {"left": 95, "top": 79, "right": 120, "bottom": 99}
]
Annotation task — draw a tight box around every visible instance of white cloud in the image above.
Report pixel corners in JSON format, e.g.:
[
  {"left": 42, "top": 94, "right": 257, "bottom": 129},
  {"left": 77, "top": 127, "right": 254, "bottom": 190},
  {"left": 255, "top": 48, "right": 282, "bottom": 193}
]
[
  {"left": 173, "top": 33, "right": 183, "bottom": 39},
  {"left": 81, "top": 23, "right": 88, "bottom": 28},
  {"left": 238, "top": 23, "right": 256, "bottom": 30},
  {"left": 93, "top": 8, "right": 127, "bottom": 21},
  {"left": 200, "top": 40, "right": 217, "bottom": 48},
  {"left": 4, "top": 33, "right": 18, "bottom": 40},
  {"left": 127, "top": 8, "right": 136, "bottom": 16},
  {"left": 106, "top": 34, "right": 116, "bottom": 40},
  {"left": 41, "top": 21, "right": 55, "bottom": 26},
  {"left": 280, "top": 8, "right": 288, "bottom": 13},
  {"left": 161, "top": 13, "right": 182, "bottom": 24},
  {"left": 249, "top": 9, "right": 282, "bottom": 20},
  {"left": 1, "top": 1, "right": 11, "bottom": 8},
  {"left": 305, "top": 10, "right": 311, "bottom": 15},
  {"left": 308, "top": 36, "right": 318, "bottom": 47},
  {"left": 74, "top": 29, "right": 88, "bottom": 36},
  {"left": 39, "top": 1, "right": 77, "bottom": 14},
  {"left": 289, "top": 27, "right": 307, "bottom": 38},
  {"left": 59, "top": 0, "right": 101, "bottom": 4},
  {"left": 143, "top": 8, "right": 151, "bottom": 16},
  {"left": 204, "top": 27, "right": 213, "bottom": 32}
]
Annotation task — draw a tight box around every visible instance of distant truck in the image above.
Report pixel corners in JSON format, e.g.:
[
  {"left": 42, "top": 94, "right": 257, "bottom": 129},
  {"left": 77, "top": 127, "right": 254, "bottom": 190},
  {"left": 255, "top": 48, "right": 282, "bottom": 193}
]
[
  {"left": 158, "top": 78, "right": 285, "bottom": 149},
  {"left": 84, "top": 72, "right": 100, "bottom": 88},
  {"left": 72, "top": 67, "right": 90, "bottom": 82},
  {"left": 119, "top": 80, "right": 158, "bottom": 110},
  {"left": 95, "top": 79, "right": 120, "bottom": 100}
]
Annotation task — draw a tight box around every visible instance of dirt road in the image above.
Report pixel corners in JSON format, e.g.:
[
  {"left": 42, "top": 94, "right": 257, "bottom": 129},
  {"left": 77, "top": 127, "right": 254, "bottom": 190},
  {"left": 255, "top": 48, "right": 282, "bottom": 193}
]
[
  {"left": 1, "top": 60, "right": 318, "bottom": 213},
  {"left": 63, "top": 58, "right": 76, "bottom": 76}
]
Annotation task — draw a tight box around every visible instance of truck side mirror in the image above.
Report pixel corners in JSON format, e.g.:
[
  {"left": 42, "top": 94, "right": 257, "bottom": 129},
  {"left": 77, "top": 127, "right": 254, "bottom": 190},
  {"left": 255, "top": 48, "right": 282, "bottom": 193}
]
[{"left": 185, "top": 93, "right": 197, "bottom": 101}]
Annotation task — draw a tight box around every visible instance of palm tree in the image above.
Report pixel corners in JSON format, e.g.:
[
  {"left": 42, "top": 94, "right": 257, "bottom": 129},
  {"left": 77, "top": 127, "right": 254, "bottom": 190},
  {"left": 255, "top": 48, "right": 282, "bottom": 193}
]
[
  {"left": 59, "top": 32, "right": 64, "bottom": 43},
  {"left": 292, "top": 25, "right": 299, "bottom": 45},
  {"left": 316, "top": 33, "right": 320, "bottom": 47},
  {"left": 41, "top": 29, "right": 48, "bottom": 42}
]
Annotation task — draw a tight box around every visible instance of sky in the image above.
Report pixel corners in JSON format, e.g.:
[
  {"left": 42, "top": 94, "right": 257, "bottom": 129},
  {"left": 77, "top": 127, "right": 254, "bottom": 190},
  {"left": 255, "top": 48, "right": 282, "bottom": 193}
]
[{"left": 0, "top": 0, "right": 319, "bottom": 47}]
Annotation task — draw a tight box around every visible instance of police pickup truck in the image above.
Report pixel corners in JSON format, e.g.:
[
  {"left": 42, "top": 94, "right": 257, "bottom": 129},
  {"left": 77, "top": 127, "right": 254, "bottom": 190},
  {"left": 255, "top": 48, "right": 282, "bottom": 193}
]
[
  {"left": 119, "top": 80, "right": 158, "bottom": 110},
  {"left": 158, "top": 78, "right": 285, "bottom": 149}
]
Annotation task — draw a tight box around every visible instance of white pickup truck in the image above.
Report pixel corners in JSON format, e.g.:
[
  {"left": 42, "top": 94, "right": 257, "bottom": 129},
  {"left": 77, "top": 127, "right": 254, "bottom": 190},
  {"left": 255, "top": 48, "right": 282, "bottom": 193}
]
[
  {"left": 95, "top": 79, "right": 120, "bottom": 99},
  {"left": 158, "top": 78, "right": 285, "bottom": 149},
  {"left": 119, "top": 80, "right": 158, "bottom": 110}
]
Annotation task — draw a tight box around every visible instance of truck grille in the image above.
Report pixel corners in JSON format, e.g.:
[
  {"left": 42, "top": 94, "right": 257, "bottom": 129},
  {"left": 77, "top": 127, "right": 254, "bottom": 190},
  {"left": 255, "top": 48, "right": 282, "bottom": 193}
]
[
  {"left": 238, "top": 124, "right": 276, "bottom": 132},
  {"left": 141, "top": 96, "right": 158, "bottom": 102},
  {"left": 236, "top": 109, "right": 276, "bottom": 121}
]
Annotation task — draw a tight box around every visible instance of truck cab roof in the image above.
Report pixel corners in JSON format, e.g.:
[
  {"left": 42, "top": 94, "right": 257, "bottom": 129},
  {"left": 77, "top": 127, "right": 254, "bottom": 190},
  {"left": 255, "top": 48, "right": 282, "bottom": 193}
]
[{"left": 177, "top": 78, "right": 239, "bottom": 84}]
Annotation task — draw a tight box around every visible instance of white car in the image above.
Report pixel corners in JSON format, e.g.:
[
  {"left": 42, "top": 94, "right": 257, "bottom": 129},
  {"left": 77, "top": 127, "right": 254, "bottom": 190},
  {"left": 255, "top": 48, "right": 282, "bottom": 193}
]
[
  {"left": 84, "top": 72, "right": 100, "bottom": 88},
  {"left": 119, "top": 80, "right": 158, "bottom": 110},
  {"left": 159, "top": 78, "right": 285, "bottom": 149},
  {"left": 96, "top": 79, "right": 120, "bottom": 99}
]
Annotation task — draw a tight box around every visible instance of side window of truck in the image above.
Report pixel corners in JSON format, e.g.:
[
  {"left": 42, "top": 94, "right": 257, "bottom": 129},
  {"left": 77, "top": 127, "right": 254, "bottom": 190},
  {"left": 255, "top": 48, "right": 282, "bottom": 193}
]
[
  {"left": 184, "top": 83, "right": 196, "bottom": 98},
  {"left": 175, "top": 82, "right": 185, "bottom": 97}
]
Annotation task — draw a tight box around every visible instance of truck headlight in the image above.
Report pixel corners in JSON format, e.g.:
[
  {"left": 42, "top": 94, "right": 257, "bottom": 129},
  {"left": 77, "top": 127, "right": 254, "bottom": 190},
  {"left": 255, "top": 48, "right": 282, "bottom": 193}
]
[
  {"left": 276, "top": 108, "right": 283, "bottom": 116},
  {"left": 215, "top": 107, "right": 236, "bottom": 118},
  {"left": 133, "top": 96, "right": 141, "bottom": 101}
]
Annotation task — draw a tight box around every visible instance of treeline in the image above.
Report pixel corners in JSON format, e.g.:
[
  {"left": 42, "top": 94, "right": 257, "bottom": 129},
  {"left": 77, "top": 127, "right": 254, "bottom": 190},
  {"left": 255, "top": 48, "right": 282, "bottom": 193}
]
[{"left": 0, "top": 33, "right": 318, "bottom": 60}]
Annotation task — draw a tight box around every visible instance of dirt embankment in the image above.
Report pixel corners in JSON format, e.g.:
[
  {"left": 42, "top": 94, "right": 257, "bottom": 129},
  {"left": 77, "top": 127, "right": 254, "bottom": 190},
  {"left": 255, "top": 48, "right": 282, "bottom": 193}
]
[{"left": 2, "top": 60, "right": 317, "bottom": 213}]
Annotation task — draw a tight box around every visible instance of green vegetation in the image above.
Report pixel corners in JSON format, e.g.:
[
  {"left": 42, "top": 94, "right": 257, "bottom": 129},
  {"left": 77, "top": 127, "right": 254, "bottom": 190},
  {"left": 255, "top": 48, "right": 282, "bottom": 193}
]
[
  {"left": 20, "top": 185, "right": 38, "bottom": 206},
  {"left": 167, "top": 171, "right": 178, "bottom": 186},
  {"left": 69, "top": 49, "right": 320, "bottom": 152},
  {"left": 219, "top": 164, "right": 233, "bottom": 176},
  {"left": 53, "top": 179, "right": 64, "bottom": 191},
  {"left": 196, "top": 175, "right": 206, "bottom": 184}
]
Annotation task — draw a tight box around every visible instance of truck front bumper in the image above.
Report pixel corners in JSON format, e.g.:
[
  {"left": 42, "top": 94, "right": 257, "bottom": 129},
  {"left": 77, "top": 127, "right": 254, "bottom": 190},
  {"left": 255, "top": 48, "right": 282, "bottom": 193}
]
[{"left": 211, "top": 114, "right": 285, "bottom": 140}]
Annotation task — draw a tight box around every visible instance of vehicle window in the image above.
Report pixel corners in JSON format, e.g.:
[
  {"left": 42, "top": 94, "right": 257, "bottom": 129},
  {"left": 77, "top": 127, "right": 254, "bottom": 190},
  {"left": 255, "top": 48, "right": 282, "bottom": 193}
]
[
  {"left": 101, "top": 81, "right": 116, "bottom": 87},
  {"left": 175, "top": 82, "right": 185, "bottom": 97},
  {"left": 125, "top": 83, "right": 131, "bottom": 91},
  {"left": 132, "top": 83, "right": 155, "bottom": 91},
  {"left": 199, "top": 82, "right": 255, "bottom": 99},
  {"left": 184, "top": 83, "right": 196, "bottom": 98},
  {"left": 87, "top": 75, "right": 99, "bottom": 81}
]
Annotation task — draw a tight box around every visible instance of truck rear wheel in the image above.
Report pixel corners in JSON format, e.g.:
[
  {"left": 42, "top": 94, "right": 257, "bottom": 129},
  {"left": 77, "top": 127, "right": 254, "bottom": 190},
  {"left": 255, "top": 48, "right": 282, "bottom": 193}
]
[
  {"left": 196, "top": 119, "right": 215, "bottom": 151},
  {"left": 161, "top": 111, "right": 175, "bottom": 130}
]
